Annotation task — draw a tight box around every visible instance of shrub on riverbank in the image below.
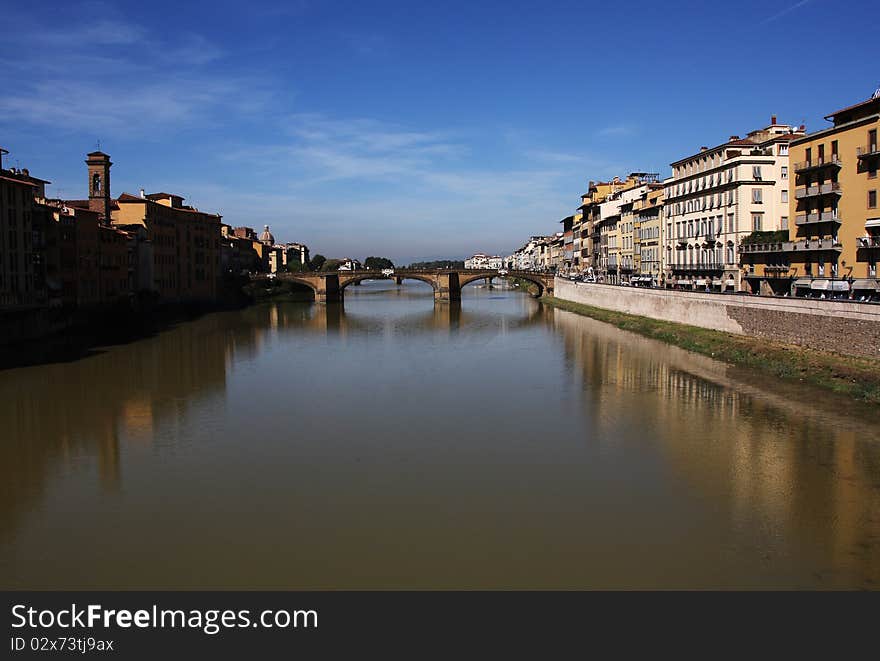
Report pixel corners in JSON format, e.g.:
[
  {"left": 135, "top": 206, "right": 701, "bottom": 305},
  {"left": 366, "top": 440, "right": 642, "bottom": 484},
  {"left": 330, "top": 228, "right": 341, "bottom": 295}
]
[{"left": 541, "top": 295, "right": 880, "bottom": 404}]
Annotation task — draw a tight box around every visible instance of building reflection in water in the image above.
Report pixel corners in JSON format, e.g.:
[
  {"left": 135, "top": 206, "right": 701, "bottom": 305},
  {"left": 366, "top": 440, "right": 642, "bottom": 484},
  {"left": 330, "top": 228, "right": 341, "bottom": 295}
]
[
  {"left": 1, "top": 280, "right": 877, "bottom": 589},
  {"left": 552, "top": 309, "right": 880, "bottom": 587},
  {"left": 0, "top": 291, "right": 523, "bottom": 548}
]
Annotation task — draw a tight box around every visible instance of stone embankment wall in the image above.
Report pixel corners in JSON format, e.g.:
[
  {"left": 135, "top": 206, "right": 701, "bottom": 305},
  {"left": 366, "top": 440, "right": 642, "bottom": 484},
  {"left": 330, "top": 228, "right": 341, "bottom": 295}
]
[{"left": 553, "top": 278, "right": 880, "bottom": 359}]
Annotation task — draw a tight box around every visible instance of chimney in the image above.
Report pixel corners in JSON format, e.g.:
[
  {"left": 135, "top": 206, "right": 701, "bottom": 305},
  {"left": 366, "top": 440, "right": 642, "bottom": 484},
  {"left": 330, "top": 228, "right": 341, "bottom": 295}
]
[
  {"left": 140, "top": 188, "right": 145, "bottom": 198},
  {"left": 700, "top": 146, "right": 708, "bottom": 152},
  {"left": 729, "top": 135, "right": 740, "bottom": 141},
  {"left": 771, "top": 115, "right": 777, "bottom": 125},
  {"left": 0, "top": 147, "right": 6, "bottom": 170}
]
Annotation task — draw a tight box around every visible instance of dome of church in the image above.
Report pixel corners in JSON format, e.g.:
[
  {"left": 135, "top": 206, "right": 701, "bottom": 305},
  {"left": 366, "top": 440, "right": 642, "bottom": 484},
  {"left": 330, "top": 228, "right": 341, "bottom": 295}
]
[{"left": 260, "top": 225, "right": 275, "bottom": 245}]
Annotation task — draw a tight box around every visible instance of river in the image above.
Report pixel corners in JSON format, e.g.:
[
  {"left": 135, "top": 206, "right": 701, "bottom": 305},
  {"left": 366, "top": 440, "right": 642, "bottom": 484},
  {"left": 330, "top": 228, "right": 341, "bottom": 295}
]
[{"left": 1, "top": 280, "right": 878, "bottom": 589}]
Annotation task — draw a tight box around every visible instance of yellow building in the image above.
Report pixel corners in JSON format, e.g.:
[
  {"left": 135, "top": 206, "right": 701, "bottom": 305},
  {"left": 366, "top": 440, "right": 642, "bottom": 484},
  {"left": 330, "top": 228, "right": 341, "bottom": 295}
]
[
  {"left": 633, "top": 188, "right": 664, "bottom": 285},
  {"left": 577, "top": 180, "right": 620, "bottom": 275},
  {"left": 783, "top": 92, "right": 880, "bottom": 299},
  {"left": 113, "top": 192, "right": 221, "bottom": 303}
]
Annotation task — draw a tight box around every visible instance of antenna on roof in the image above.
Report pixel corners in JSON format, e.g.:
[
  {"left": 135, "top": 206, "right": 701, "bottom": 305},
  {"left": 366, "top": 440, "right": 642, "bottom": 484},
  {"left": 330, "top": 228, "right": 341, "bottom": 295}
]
[{"left": 872, "top": 84, "right": 880, "bottom": 100}]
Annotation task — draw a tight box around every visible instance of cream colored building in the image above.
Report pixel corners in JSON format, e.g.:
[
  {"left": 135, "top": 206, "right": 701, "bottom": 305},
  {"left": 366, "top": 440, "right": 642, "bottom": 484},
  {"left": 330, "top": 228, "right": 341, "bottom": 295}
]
[{"left": 663, "top": 118, "right": 803, "bottom": 290}]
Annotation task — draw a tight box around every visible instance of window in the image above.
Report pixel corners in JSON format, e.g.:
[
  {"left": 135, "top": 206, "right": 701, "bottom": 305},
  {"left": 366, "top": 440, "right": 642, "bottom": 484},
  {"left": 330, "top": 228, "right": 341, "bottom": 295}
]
[
  {"left": 753, "top": 166, "right": 762, "bottom": 180},
  {"left": 870, "top": 129, "right": 878, "bottom": 152},
  {"left": 752, "top": 188, "right": 763, "bottom": 203},
  {"left": 781, "top": 216, "right": 788, "bottom": 227},
  {"left": 781, "top": 190, "right": 788, "bottom": 203},
  {"left": 831, "top": 140, "right": 838, "bottom": 159},
  {"left": 870, "top": 190, "right": 877, "bottom": 209},
  {"left": 727, "top": 213, "right": 734, "bottom": 233},
  {"left": 781, "top": 166, "right": 788, "bottom": 180},
  {"left": 779, "top": 144, "right": 789, "bottom": 156},
  {"left": 752, "top": 214, "right": 763, "bottom": 231}
]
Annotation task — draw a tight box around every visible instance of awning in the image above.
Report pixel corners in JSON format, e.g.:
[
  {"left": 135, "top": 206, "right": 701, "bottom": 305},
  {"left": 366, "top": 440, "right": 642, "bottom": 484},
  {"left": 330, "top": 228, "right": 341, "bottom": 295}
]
[
  {"left": 695, "top": 279, "right": 708, "bottom": 286},
  {"left": 794, "top": 278, "right": 812, "bottom": 288},
  {"left": 676, "top": 279, "right": 692, "bottom": 286},
  {"left": 865, "top": 218, "right": 880, "bottom": 228},
  {"left": 851, "top": 279, "right": 880, "bottom": 291},
  {"left": 810, "top": 279, "right": 850, "bottom": 291},
  {"left": 711, "top": 278, "right": 722, "bottom": 285}
]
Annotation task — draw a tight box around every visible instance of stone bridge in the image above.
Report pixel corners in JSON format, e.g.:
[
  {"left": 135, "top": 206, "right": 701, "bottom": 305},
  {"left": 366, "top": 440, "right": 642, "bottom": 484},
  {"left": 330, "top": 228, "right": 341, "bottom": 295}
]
[{"left": 264, "top": 269, "right": 555, "bottom": 302}]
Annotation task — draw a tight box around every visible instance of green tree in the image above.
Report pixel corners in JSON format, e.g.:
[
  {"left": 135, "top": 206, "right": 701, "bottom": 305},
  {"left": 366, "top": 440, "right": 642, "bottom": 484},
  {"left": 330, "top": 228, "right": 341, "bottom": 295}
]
[
  {"left": 320, "top": 259, "right": 343, "bottom": 271},
  {"left": 364, "top": 256, "right": 394, "bottom": 270},
  {"left": 407, "top": 260, "right": 465, "bottom": 269},
  {"left": 310, "top": 254, "right": 326, "bottom": 271},
  {"left": 286, "top": 259, "right": 309, "bottom": 273}
]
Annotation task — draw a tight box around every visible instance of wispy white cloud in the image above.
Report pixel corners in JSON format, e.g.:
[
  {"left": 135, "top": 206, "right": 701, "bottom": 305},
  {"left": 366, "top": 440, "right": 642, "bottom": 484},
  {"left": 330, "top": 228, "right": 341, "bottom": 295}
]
[
  {"left": 759, "top": 0, "right": 812, "bottom": 25},
  {"left": 0, "top": 6, "right": 260, "bottom": 136},
  {"left": 596, "top": 125, "right": 637, "bottom": 138}
]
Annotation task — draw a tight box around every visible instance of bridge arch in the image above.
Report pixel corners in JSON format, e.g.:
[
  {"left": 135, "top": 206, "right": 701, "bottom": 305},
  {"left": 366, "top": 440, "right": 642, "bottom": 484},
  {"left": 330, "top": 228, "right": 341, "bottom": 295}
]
[
  {"left": 458, "top": 271, "right": 548, "bottom": 297},
  {"left": 282, "top": 276, "right": 321, "bottom": 296},
  {"left": 338, "top": 272, "right": 439, "bottom": 293}
]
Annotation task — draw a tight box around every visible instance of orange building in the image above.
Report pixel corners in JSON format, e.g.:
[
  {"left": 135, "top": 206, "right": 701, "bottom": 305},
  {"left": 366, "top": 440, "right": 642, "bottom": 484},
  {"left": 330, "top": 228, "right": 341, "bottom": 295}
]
[
  {"left": 786, "top": 92, "right": 880, "bottom": 299},
  {"left": 113, "top": 192, "right": 221, "bottom": 303}
]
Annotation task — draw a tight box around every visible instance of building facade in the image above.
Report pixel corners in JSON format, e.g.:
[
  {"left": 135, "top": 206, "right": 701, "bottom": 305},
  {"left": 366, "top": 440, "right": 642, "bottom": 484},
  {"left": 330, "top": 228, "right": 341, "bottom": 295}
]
[
  {"left": 113, "top": 191, "right": 221, "bottom": 303},
  {"left": 664, "top": 118, "right": 802, "bottom": 291},
  {"left": 780, "top": 93, "right": 879, "bottom": 299},
  {"left": 0, "top": 149, "right": 50, "bottom": 308}
]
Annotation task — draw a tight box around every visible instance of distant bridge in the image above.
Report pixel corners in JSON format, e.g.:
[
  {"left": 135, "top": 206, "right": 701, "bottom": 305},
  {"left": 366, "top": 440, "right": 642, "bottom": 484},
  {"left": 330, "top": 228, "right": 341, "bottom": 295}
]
[{"left": 260, "top": 269, "right": 555, "bottom": 302}]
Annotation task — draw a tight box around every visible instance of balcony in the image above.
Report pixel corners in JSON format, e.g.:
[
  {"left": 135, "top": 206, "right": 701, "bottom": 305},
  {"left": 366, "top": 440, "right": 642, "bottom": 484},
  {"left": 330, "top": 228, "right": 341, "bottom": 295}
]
[
  {"left": 794, "top": 182, "right": 842, "bottom": 199},
  {"left": 783, "top": 238, "right": 843, "bottom": 253},
  {"left": 856, "top": 144, "right": 879, "bottom": 159},
  {"left": 794, "top": 211, "right": 842, "bottom": 226},
  {"left": 857, "top": 236, "right": 880, "bottom": 249},
  {"left": 740, "top": 242, "right": 786, "bottom": 254},
  {"left": 794, "top": 155, "right": 842, "bottom": 173},
  {"left": 668, "top": 264, "right": 723, "bottom": 272},
  {"left": 762, "top": 265, "right": 791, "bottom": 274}
]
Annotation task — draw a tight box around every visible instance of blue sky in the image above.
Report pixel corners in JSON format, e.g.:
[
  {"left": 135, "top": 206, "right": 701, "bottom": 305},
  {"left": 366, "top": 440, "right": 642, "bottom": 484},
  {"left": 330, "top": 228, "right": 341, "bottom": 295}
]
[{"left": 1, "top": 0, "right": 877, "bottom": 264}]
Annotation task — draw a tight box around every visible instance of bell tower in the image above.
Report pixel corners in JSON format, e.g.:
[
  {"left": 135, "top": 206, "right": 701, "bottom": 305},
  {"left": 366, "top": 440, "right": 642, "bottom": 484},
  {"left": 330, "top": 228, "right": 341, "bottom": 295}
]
[{"left": 86, "top": 151, "right": 112, "bottom": 222}]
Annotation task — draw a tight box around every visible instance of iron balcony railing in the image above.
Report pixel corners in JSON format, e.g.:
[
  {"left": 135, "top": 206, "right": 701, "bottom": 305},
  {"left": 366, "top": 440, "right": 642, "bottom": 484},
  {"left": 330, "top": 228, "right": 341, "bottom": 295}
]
[
  {"left": 783, "top": 238, "right": 843, "bottom": 252},
  {"left": 857, "top": 236, "right": 880, "bottom": 249},
  {"left": 795, "top": 210, "right": 841, "bottom": 226},
  {"left": 793, "top": 155, "right": 842, "bottom": 172},
  {"left": 856, "top": 144, "right": 879, "bottom": 158},
  {"left": 794, "top": 182, "right": 842, "bottom": 199},
  {"left": 740, "top": 242, "right": 785, "bottom": 253},
  {"left": 668, "top": 264, "right": 723, "bottom": 271}
]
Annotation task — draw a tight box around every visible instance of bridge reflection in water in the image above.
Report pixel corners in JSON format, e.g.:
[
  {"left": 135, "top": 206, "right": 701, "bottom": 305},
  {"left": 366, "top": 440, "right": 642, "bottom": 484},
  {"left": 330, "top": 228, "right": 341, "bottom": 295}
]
[{"left": 0, "top": 281, "right": 877, "bottom": 589}]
